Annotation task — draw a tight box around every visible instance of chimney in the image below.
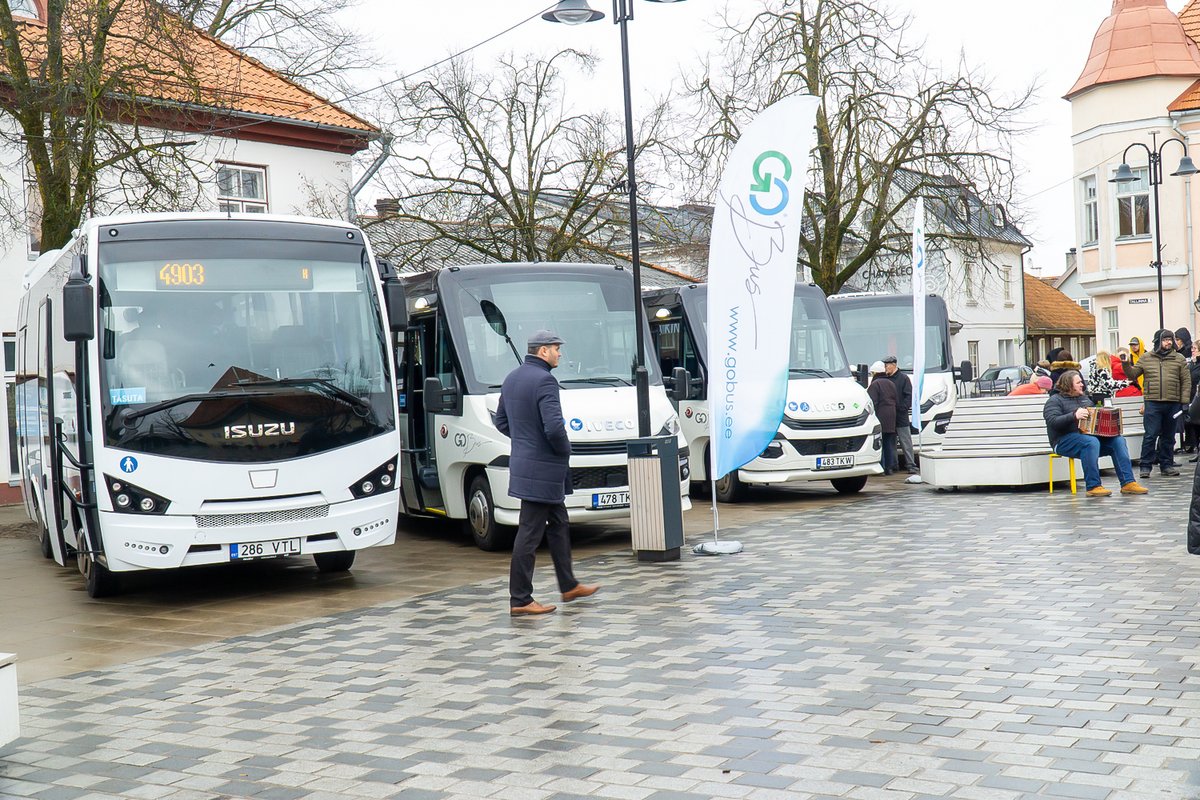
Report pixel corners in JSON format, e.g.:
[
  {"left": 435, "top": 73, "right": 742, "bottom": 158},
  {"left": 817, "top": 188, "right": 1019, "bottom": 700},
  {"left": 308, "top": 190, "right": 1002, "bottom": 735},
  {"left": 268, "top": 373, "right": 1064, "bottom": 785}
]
[
  {"left": 1065, "top": 247, "right": 1078, "bottom": 273},
  {"left": 375, "top": 198, "right": 400, "bottom": 217}
]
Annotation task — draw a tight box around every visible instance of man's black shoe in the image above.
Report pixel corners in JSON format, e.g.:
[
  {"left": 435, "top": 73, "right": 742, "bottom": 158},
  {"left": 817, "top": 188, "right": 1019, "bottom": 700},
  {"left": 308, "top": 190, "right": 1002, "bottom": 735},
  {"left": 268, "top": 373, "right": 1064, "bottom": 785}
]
[
  {"left": 1139, "top": 471, "right": 1152, "bottom": 480},
  {"left": 1163, "top": 467, "right": 1181, "bottom": 477}
]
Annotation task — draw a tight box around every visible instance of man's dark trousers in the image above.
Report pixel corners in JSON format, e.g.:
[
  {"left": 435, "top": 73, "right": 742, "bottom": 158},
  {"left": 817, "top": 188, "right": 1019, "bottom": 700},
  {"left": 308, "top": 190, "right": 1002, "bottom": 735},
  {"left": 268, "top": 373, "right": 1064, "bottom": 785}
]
[
  {"left": 1142, "top": 400, "right": 1180, "bottom": 470},
  {"left": 509, "top": 500, "right": 577, "bottom": 608}
]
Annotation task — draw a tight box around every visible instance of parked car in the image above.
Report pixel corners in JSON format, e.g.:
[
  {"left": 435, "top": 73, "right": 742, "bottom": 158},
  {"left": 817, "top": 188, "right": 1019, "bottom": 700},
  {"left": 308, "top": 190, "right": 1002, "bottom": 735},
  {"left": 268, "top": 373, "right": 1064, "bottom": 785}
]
[{"left": 974, "top": 365, "right": 1033, "bottom": 396}]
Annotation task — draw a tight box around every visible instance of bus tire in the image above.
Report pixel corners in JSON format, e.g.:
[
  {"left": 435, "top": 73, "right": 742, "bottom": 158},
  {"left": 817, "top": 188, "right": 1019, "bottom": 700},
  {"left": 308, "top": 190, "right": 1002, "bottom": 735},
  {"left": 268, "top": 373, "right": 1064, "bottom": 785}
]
[
  {"left": 465, "top": 475, "right": 512, "bottom": 551},
  {"left": 831, "top": 475, "right": 868, "bottom": 494},
  {"left": 714, "top": 471, "right": 748, "bottom": 503},
  {"left": 81, "top": 554, "right": 120, "bottom": 598},
  {"left": 314, "top": 551, "right": 356, "bottom": 573}
]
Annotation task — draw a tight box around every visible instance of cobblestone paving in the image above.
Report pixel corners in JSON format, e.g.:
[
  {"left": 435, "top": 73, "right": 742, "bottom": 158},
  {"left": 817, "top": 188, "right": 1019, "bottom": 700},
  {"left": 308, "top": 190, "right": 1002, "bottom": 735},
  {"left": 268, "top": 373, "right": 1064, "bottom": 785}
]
[{"left": 4, "top": 485, "right": 1200, "bottom": 800}]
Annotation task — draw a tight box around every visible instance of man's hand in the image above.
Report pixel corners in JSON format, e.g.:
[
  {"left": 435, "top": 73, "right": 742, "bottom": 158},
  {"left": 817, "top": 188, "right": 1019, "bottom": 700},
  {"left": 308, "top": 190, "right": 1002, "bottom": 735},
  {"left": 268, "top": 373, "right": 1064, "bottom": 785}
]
[{"left": 1075, "top": 408, "right": 1090, "bottom": 421}]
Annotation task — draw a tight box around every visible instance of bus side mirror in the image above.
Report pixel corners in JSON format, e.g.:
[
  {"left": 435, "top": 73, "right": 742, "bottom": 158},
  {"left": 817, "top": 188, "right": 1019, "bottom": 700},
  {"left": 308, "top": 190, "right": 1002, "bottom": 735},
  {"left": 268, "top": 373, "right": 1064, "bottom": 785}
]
[
  {"left": 384, "top": 280, "right": 407, "bottom": 333},
  {"left": 853, "top": 363, "right": 868, "bottom": 388},
  {"left": 62, "top": 277, "right": 94, "bottom": 342},
  {"left": 955, "top": 359, "right": 974, "bottom": 384},
  {"left": 424, "top": 376, "right": 459, "bottom": 414},
  {"left": 669, "top": 367, "right": 691, "bottom": 402}
]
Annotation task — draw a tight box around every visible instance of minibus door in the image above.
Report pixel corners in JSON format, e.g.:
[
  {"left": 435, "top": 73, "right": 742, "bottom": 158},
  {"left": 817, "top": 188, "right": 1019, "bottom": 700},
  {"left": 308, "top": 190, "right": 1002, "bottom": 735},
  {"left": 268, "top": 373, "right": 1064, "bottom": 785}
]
[
  {"left": 399, "top": 314, "right": 445, "bottom": 514},
  {"left": 39, "top": 300, "right": 71, "bottom": 567}
]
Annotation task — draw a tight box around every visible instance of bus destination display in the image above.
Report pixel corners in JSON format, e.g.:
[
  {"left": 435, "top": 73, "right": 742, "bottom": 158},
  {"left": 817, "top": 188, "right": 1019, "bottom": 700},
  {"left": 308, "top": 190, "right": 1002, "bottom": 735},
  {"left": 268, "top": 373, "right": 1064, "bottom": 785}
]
[{"left": 155, "top": 261, "right": 314, "bottom": 291}]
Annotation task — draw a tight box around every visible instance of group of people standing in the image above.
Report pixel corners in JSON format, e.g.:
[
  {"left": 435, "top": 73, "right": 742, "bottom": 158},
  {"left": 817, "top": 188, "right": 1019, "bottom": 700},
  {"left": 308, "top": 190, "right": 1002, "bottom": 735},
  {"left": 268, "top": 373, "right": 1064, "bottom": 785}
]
[{"left": 866, "top": 356, "right": 917, "bottom": 475}]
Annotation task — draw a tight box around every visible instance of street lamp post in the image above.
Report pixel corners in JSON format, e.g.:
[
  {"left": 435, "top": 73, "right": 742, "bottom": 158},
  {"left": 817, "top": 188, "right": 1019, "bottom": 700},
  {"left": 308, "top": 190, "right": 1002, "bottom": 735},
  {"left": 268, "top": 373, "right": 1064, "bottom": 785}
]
[
  {"left": 543, "top": 0, "right": 685, "bottom": 438},
  {"left": 1110, "top": 132, "right": 1199, "bottom": 331}
]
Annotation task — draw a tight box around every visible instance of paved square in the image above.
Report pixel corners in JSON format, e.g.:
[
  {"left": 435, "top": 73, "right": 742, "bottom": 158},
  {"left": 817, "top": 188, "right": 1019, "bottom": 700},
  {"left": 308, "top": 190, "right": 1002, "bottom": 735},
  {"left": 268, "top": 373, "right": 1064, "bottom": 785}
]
[{"left": 4, "top": 482, "right": 1200, "bottom": 800}]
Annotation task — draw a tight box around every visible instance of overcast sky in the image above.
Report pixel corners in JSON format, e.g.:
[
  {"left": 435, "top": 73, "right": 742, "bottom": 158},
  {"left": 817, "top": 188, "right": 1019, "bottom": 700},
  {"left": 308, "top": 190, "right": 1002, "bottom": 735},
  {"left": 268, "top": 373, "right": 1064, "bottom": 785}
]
[{"left": 343, "top": 1, "right": 1183, "bottom": 277}]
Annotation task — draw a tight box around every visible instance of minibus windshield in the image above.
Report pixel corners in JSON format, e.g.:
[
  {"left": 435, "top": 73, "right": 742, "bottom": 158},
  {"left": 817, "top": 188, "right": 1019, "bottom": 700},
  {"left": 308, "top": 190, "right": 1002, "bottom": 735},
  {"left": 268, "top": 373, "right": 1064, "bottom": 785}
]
[
  {"left": 97, "top": 236, "right": 393, "bottom": 461},
  {"left": 441, "top": 268, "right": 661, "bottom": 392},
  {"left": 681, "top": 287, "right": 851, "bottom": 378},
  {"left": 830, "top": 297, "right": 951, "bottom": 372}
]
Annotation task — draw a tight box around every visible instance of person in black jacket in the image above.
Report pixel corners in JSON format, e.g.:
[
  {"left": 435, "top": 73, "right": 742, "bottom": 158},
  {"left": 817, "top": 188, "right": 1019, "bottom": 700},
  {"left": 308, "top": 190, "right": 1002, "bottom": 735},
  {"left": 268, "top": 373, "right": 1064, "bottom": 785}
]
[
  {"left": 867, "top": 361, "right": 899, "bottom": 475},
  {"left": 883, "top": 355, "right": 917, "bottom": 473},
  {"left": 1044, "top": 370, "right": 1147, "bottom": 497},
  {"left": 1186, "top": 383, "right": 1200, "bottom": 552},
  {"left": 495, "top": 329, "right": 598, "bottom": 616}
]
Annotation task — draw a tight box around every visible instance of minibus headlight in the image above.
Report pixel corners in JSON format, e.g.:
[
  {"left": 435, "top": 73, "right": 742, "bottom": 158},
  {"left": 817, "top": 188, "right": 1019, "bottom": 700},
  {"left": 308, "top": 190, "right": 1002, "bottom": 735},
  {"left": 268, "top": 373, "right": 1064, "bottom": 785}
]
[
  {"left": 104, "top": 475, "right": 170, "bottom": 515},
  {"left": 350, "top": 456, "right": 398, "bottom": 499},
  {"left": 657, "top": 417, "right": 680, "bottom": 437},
  {"left": 927, "top": 388, "right": 948, "bottom": 406}
]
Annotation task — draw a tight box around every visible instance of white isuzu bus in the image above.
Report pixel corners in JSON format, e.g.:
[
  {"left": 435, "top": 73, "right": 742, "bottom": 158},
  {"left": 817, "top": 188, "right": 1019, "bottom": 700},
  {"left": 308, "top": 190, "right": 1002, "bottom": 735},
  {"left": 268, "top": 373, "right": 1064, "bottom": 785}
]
[
  {"left": 828, "top": 292, "right": 956, "bottom": 447},
  {"left": 395, "top": 262, "right": 691, "bottom": 550},
  {"left": 16, "top": 214, "right": 406, "bottom": 597},
  {"left": 644, "top": 282, "right": 882, "bottom": 502}
]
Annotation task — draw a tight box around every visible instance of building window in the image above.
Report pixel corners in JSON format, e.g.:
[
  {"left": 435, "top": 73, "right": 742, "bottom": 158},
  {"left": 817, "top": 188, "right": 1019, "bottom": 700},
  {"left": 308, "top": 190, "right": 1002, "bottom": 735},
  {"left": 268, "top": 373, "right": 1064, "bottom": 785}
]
[
  {"left": 1077, "top": 298, "right": 1091, "bottom": 313},
  {"left": 25, "top": 163, "right": 40, "bottom": 256},
  {"left": 964, "top": 271, "right": 977, "bottom": 306},
  {"left": 1104, "top": 306, "right": 1119, "bottom": 353},
  {"left": 1002, "top": 267, "right": 1012, "bottom": 303},
  {"left": 968, "top": 340, "right": 979, "bottom": 373},
  {"left": 9, "top": 0, "right": 38, "bottom": 18},
  {"left": 1116, "top": 167, "right": 1149, "bottom": 238},
  {"left": 998, "top": 339, "right": 1014, "bottom": 365},
  {"left": 3, "top": 334, "right": 16, "bottom": 478},
  {"left": 1081, "top": 175, "right": 1098, "bottom": 245},
  {"left": 217, "top": 164, "right": 268, "bottom": 213}
]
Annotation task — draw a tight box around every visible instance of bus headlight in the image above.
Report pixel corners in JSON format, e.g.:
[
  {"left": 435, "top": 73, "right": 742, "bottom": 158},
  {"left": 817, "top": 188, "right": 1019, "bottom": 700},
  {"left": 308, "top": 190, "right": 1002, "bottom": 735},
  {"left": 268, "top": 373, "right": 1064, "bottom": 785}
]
[
  {"left": 350, "top": 456, "right": 399, "bottom": 499},
  {"left": 926, "top": 388, "right": 948, "bottom": 406},
  {"left": 104, "top": 475, "right": 170, "bottom": 515},
  {"left": 657, "top": 417, "right": 680, "bottom": 436}
]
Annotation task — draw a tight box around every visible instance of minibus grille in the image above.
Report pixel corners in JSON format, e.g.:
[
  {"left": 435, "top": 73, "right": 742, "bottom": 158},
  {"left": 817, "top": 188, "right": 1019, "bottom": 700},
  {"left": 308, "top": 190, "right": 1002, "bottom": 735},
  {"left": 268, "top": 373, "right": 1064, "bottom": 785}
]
[
  {"left": 782, "top": 410, "right": 870, "bottom": 430},
  {"left": 571, "top": 440, "right": 630, "bottom": 455},
  {"left": 790, "top": 436, "right": 867, "bottom": 456},
  {"left": 195, "top": 505, "right": 330, "bottom": 528},
  {"left": 571, "top": 466, "right": 629, "bottom": 490}
]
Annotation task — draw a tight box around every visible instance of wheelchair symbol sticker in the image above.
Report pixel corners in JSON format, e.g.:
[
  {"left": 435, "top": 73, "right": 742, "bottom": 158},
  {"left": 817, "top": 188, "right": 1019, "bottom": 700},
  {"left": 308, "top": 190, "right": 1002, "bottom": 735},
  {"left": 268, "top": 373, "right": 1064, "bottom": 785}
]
[{"left": 120, "top": 456, "right": 138, "bottom": 474}]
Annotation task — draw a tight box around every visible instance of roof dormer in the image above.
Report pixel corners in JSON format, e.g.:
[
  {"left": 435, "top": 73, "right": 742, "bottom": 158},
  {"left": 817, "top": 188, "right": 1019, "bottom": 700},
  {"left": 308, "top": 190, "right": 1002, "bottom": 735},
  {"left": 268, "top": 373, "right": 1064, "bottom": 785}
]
[{"left": 1066, "top": 0, "right": 1200, "bottom": 99}]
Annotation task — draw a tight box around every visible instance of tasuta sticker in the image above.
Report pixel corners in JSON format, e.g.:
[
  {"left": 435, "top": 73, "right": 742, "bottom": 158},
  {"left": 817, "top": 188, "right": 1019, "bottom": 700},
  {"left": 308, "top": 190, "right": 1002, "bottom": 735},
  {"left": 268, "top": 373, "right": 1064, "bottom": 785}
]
[{"left": 110, "top": 388, "right": 146, "bottom": 405}]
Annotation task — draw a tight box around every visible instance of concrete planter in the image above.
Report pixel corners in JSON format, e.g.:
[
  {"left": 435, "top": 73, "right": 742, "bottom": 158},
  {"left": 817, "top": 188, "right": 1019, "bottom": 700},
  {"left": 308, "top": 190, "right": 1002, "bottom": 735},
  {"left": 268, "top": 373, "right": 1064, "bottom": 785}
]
[{"left": 0, "top": 653, "right": 18, "bottom": 748}]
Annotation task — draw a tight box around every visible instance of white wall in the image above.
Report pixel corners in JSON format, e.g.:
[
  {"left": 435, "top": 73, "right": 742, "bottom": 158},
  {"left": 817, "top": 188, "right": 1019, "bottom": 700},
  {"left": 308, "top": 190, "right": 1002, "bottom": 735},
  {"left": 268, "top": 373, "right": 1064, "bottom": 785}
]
[{"left": 0, "top": 126, "right": 354, "bottom": 490}]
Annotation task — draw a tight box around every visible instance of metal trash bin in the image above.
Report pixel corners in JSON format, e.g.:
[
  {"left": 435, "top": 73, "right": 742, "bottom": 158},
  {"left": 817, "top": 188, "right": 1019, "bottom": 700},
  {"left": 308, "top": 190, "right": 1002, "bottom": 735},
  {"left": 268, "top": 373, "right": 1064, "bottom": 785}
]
[{"left": 626, "top": 435, "right": 684, "bottom": 562}]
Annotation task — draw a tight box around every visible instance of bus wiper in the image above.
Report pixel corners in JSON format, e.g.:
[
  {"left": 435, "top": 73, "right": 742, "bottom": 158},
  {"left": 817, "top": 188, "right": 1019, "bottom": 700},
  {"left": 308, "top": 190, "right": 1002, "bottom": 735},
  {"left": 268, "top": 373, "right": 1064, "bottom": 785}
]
[
  {"left": 116, "top": 389, "right": 271, "bottom": 426},
  {"left": 559, "top": 377, "right": 633, "bottom": 386},
  {"left": 790, "top": 367, "right": 832, "bottom": 377},
  {"left": 236, "top": 377, "right": 372, "bottom": 413}
]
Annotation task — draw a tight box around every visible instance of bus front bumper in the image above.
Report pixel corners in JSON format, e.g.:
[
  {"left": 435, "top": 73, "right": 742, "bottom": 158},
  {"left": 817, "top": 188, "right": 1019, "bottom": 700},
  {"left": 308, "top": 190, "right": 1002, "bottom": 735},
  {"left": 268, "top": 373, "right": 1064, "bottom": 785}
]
[{"left": 95, "top": 492, "right": 399, "bottom": 572}]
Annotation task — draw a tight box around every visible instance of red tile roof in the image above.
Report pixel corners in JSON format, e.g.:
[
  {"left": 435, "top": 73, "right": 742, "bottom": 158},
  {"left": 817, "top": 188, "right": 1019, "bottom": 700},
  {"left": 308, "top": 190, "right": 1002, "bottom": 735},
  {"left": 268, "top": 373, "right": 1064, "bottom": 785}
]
[
  {"left": 1024, "top": 274, "right": 1096, "bottom": 334},
  {"left": 9, "top": 1, "right": 375, "bottom": 138},
  {"left": 1066, "top": 0, "right": 1200, "bottom": 99}
]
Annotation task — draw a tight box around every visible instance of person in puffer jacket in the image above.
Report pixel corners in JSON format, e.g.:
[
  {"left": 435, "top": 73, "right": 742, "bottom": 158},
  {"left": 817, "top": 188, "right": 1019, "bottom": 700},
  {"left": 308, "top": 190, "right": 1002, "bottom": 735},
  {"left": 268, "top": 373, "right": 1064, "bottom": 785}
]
[
  {"left": 1044, "top": 370, "right": 1146, "bottom": 497},
  {"left": 1125, "top": 329, "right": 1192, "bottom": 478}
]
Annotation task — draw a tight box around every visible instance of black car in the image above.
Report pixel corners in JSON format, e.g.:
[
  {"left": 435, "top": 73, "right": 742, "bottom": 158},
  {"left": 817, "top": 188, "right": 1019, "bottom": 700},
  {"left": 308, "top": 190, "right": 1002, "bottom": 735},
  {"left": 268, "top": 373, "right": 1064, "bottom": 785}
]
[{"left": 974, "top": 365, "right": 1033, "bottom": 396}]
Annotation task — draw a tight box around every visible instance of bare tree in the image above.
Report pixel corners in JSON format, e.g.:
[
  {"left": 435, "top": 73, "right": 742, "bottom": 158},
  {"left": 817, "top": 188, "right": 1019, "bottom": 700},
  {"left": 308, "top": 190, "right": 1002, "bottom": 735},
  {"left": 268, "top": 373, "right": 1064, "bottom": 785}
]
[
  {"left": 166, "top": 0, "right": 371, "bottom": 97},
  {"left": 369, "top": 49, "right": 680, "bottom": 269},
  {"left": 688, "top": 0, "right": 1033, "bottom": 294}
]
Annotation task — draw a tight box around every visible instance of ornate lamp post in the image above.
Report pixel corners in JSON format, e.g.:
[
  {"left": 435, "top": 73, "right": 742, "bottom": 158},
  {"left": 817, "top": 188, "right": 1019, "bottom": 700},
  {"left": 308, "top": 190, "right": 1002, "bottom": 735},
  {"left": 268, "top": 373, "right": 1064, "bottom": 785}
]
[{"left": 542, "top": 0, "right": 686, "bottom": 437}]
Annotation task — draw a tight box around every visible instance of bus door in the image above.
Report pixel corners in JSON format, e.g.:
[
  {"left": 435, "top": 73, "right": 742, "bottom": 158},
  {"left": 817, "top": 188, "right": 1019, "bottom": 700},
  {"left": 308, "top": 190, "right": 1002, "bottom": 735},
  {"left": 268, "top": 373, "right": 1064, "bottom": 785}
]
[
  {"left": 399, "top": 312, "right": 445, "bottom": 514},
  {"left": 39, "top": 299, "right": 72, "bottom": 566}
]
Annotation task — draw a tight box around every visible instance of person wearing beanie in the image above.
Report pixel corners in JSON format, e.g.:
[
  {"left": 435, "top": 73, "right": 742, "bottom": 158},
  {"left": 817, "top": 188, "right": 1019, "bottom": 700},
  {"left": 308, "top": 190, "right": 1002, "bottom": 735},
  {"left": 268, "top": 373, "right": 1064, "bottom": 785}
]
[
  {"left": 1125, "top": 329, "right": 1191, "bottom": 478},
  {"left": 1009, "top": 375, "right": 1052, "bottom": 396},
  {"left": 867, "top": 360, "right": 899, "bottom": 475}
]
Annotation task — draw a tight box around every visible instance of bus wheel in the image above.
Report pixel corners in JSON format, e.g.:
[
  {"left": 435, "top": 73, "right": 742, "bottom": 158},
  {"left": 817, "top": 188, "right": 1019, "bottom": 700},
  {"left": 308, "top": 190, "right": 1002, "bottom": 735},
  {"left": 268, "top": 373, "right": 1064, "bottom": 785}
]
[
  {"left": 314, "top": 551, "right": 356, "bottom": 573},
  {"left": 80, "top": 553, "right": 120, "bottom": 598},
  {"left": 465, "top": 475, "right": 512, "bottom": 551},
  {"left": 714, "top": 472, "right": 748, "bottom": 503},
  {"left": 831, "top": 475, "right": 868, "bottom": 494}
]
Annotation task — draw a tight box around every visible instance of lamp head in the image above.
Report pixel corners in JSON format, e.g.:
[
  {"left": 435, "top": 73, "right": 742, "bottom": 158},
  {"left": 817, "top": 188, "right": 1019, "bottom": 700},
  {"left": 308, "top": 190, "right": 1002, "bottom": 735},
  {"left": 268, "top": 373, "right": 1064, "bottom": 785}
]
[
  {"left": 1172, "top": 155, "right": 1200, "bottom": 178},
  {"left": 1110, "top": 163, "right": 1137, "bottom": 184},
  {"left": 542, "top": 0, "right": 604, "bottom": 24}
]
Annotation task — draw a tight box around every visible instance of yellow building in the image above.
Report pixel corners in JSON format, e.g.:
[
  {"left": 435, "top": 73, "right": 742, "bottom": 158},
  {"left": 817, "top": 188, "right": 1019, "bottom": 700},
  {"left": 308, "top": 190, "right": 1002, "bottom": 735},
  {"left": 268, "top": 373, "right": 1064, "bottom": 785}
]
[{"left": 1068, "top": 0, "right": 1200, "bottom": 351}]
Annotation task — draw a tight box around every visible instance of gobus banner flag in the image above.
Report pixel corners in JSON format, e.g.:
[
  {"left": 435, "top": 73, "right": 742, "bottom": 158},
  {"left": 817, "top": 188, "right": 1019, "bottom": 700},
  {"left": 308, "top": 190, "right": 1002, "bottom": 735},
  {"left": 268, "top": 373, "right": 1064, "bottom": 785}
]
[
  {"left": 706, "top": 96, "right": 819, "bottom": 481},
  {"left": 912, "top": 197, "right": 926, "bottom": 429}
]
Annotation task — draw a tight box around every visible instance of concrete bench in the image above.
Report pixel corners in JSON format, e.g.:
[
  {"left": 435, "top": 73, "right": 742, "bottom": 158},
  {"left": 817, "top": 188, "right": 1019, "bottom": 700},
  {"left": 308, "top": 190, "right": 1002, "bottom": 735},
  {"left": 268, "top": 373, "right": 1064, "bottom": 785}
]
[
  {"left": 921, "top": 396, "right": 1146, "bottom": 489},
  {"left": 0, "top": 653, "right": 17, "bottom": 749}
]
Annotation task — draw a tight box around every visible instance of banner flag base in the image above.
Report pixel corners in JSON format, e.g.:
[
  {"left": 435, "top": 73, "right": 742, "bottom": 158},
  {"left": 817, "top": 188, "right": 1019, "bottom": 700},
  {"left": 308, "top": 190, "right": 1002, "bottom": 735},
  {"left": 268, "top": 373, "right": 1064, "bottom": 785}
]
[
  {"left": 693, "top": 540, "right": 743, "bottom": 555},
  {"left": 905, "top": 474, "right": 923, "bottom": 485}
]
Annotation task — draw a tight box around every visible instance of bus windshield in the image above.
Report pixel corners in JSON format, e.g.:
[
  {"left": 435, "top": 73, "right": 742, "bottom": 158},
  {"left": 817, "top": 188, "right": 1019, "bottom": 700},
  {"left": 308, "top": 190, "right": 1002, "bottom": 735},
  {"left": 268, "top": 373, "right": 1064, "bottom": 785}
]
[
  {"left": 681, "top": 287, "right": 851, "bottom": 378},
  {"left": 440, "top": 267, "right": 660, "bottom": 392},
  {"left": 830, "top": 297, "right": 951, "bottom": 372},
  {"left": 97, "top": 236, "right": 394, "bottom": 461}
]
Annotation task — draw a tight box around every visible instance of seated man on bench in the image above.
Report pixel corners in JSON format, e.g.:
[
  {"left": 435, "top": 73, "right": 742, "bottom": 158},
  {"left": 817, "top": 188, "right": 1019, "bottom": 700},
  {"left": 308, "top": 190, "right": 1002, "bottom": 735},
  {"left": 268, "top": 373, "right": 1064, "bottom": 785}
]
[{"left": 1044, "top": 370, "right": 1148, "bottom": 498}]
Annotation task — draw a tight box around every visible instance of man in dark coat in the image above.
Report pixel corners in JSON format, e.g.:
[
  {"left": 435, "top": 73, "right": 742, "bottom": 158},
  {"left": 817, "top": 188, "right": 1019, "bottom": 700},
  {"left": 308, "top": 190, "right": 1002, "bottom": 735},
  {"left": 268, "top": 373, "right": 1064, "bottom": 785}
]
[
  {"left": 867, "top": 361, "right": 899, "bottom": 474},
  {"left": 883, "top": 355, "right": 916, "bottom": 473},
  {"left": 495, "top": 329, "right": 598, "bottom": 616}
]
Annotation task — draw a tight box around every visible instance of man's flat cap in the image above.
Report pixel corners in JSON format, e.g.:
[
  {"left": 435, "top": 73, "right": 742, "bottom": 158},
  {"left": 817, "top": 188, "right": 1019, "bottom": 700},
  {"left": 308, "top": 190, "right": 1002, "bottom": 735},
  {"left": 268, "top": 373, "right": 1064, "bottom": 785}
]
[
  {"left": 882, "top": 355, "right": 898, "bottom": 364},
  {"left": 528, "top": 329, "right": 564, "bottom": 347}
]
